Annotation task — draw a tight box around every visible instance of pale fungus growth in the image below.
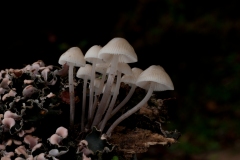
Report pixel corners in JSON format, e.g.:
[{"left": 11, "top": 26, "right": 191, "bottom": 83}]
[
  {"left": 0, "top": 37, "right": 178, "bottom": 160},
  {"left": 58, "top": 47, "right": 86, "bottom": 127},
  {"left": 106, "top": 65, "right": 174, "bottom": 136}
]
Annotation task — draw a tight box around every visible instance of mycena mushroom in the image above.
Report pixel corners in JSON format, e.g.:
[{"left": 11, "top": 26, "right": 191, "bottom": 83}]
[
  {"left": 84, "top": 45, "right": 104, "bottom": 123},
  {"left": 109, "top": 67, "right": 143, "bottom": 120},
  {"left": 58, "top": 47, "right": 86, "bottom": 127},
  {"left": 99, "top": 62, "right": 132, "bottom": 131},
  {"left": 76, "top": 64, "right": 92, "bottom": 131},
  {"left": 92, "top": 37, "right": 137, "bottom": 128},
  {"left": 106, "top": 65, "right": 174, "bottom": 136}
]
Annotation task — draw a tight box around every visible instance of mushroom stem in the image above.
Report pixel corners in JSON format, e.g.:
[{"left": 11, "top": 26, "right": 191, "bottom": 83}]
[
  {"left": 106, "top": 82, "right": 155, "bottom": 136},
  {"left": 81, "top": 77, "right": 88, "bottom": 131},
  {"left": 100, "top": 70, "right": 121, "bottom": 131},
  {"left": 88, "top": 60, "right": 96, "bottom": 121},
  {"left": 110, "top": 84, "right": 137, "bottom": 119},
  {"left": 91, "top": 56, "right": 118, "bottom": 128},
  {"left": 85, "top": 94, "right": 99, "bottom": 130},
  {"left": 68, "top": 64, "right": 75, "bottom": 127},
  {"left": 92, "top": 95, "right": 99, "bottom": 117}
]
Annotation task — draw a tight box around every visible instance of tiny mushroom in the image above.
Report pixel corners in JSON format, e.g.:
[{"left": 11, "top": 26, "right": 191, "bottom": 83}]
[
  {"left": 99, "top": 62, "right": 132, "bottom": 131},
  {"left": 76, "top": 64, "right": 92, "bottom": 131},
  {"left": 110, "top": 67, "right": 143, "bottom": 119},
  {"left": 92, "top": 37, "right": 137, "bottom": 128},
  {"left": 106, "top": 65, "right": 174, "bottom": 136},
  {"left": 84, "top": 45, "right": 104, "bottom": 123},
  {"left": 58, "top": 47, "right": 86, "bottom": 127}
]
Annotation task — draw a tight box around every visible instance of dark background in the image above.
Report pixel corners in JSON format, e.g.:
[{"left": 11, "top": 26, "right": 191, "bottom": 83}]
[{"left": 1, "top": 1, "right": 240, "bottom": 159}]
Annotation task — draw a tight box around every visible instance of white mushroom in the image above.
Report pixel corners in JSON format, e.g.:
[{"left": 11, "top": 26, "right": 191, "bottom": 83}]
[
  {"left": 76, "top": 64, "right": 92, "bottom": 131},
  {"left": 110, "top": 67, "right": 143, "bottom": 119},
  {"left": 84, "top": 45, "right": 104, "bottom": 123},
  {"left": 58, "top": 47, "right": 86, "bottom": 127},
  {"left": 99, "top": 62, "right": 132, "bottom": 131},
  {"left": 92, "top": 37, "right": 137, "bottom": 128},
  {"left": 106, "top": 65, "right": 174, "bottom": 136}
]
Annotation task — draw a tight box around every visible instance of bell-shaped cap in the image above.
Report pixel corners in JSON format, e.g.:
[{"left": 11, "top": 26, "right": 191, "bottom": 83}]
[
  {"left": 76, "top": 64, "right": 92, "bottom": 80},
  {"left": 95, "top": 63, "right": 109, "bottom": 74},
  {"left": 121, "top": 67, "right": 143, "bottom": 85},
  {"left": 107, "top": 62, "right": 132, "bottom": 75},
  {"left": 84, "top": 45, "right": 104, "bottom": 64},
  {"left": 98, "top": 37, "right": 137, "bottom": 63},
  {"left": 136, "top": 65, "right": 174, "bottom": 91},
  {"left": 59, "top": 47, "right": 86, "bottom": 67}
]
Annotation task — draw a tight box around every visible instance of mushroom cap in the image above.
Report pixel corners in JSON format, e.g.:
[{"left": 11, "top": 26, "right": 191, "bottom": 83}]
[
  {"left": 136, "top": 65, "right": 174, "bottom": 91},
  {"left": 98, "top": 37, "right": 137, "bottom": 63},
  {"left": 95, "top": 63, "right": 109, "bottom": 74},
  {"left": 84, "top": 45, "right": 104, "bottom": 64},
  {"left": 121, "top": 67, "right": 143, "bottom": 85},
  {"left": 107, "top": 62, "right": 132, "bottom": 75},
  {"left": 76, "top": 64, "right": 92, "bottom": 80},
  {"left": 58, "top": 47, "right": 86, "bottom": 67}
]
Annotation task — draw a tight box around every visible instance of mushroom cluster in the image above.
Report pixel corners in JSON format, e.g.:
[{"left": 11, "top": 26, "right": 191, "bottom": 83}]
[
  {"left": 0, "top": 37, "right": 179, "bottom": 160},
  {"left": 58, "top": 37, "right": 174, "bottom": 136}
]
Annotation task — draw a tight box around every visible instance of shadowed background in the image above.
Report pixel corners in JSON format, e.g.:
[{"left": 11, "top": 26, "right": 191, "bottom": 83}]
[{"left": 1, "top": 0, "right": 240, "bottom": 159}]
